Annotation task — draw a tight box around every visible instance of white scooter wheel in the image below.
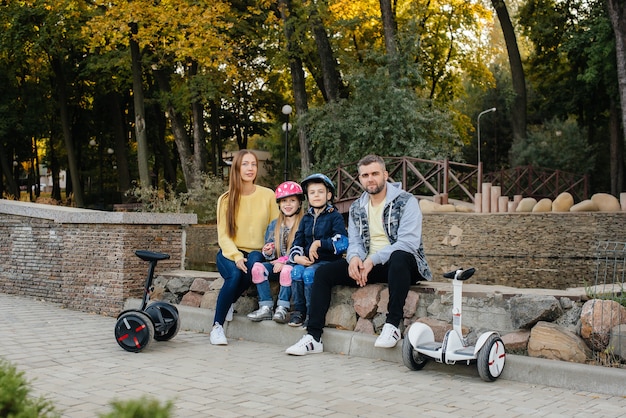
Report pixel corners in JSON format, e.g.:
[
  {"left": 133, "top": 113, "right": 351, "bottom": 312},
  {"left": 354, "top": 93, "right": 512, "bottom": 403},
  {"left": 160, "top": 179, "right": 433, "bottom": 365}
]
[
  {"left": 402, "top": 337, "right": 429, "bottom": 371},
  {"left": 477, "top": 334, "right": 506, "bottom": 382}
]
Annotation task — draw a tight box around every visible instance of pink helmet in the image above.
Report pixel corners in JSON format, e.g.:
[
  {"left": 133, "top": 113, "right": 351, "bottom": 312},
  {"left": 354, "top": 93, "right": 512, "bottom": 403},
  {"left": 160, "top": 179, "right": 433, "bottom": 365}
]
[{"left": 275, "top": 181, "right": 304, "bottom": 202}]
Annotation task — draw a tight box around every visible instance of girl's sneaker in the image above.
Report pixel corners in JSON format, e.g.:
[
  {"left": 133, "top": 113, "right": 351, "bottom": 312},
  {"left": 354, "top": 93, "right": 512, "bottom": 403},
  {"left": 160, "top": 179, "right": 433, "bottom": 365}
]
[
  {"left": 273, "top": 306, "right": 289, "bottom": 324},
  {"left": 288, "top": 311, "right": 303, "bottom": 327},
  {"left": 247, "top": 305, "right": 273, "bottom": 321}
]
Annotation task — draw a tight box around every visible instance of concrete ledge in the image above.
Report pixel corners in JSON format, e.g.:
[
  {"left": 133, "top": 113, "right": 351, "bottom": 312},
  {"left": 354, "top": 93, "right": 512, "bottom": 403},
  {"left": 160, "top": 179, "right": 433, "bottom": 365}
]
[
  {"left": 0, "top": 199, "right": 197, "bottom": 224},
  {"left": 126, "top": 298, "right": 626, "bottom": 396}
]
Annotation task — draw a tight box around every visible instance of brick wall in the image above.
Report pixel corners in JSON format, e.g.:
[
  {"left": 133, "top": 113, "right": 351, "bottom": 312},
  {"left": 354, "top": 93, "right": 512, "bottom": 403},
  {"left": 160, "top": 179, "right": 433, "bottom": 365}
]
[
  {"left": 0, "top": 200, "right": 196, "bottom": 316},
  {"left": 185, "top": 212, "right": 626, "bottom": 290}
]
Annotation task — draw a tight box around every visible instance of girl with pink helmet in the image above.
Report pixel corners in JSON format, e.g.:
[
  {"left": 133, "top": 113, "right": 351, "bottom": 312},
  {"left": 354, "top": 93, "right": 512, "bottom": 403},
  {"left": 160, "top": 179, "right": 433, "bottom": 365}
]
[{"left": 247, "top": 181, "right": 304, "bottom": 323}]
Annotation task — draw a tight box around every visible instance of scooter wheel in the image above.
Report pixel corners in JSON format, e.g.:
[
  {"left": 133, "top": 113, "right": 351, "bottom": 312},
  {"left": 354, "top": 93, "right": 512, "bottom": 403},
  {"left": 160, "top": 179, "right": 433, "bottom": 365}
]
[
  {"left": 115, "top": 311, "right": 155, "bottom": 353},
  {"left": 146, "top": 303, "right": 181, "bottom": 342},
  {"left": 477, "top": 334, "right": 506, "bottom": 382},
  {"left": 402, "top": 336, "right": 429, "bottom": 371}
]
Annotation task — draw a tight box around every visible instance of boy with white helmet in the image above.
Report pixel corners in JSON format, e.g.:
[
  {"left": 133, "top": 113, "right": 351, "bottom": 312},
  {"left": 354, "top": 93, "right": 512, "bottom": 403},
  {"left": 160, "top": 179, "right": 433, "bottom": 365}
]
[{"left": 288, "top": 174, "right": 348, "bottom": 327}]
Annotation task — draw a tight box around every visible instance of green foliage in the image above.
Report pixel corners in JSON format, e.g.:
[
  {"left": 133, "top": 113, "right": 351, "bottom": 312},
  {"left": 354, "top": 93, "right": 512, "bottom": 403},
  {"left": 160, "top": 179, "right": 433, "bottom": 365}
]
[
  {"left": 98, "top": 397, "right": 173, "bottom": 418},
  {"left": 0, "top": 359, "right": 59, "bottom": 418},
  {"left": 128, "top": 172, "right": 226, "bottom": 224},
  {"left": 509, "top": 117, "right": 595, "bottom": 174},
  {"left": 304, "top": 71, "right": 463, "bottom": 173}
]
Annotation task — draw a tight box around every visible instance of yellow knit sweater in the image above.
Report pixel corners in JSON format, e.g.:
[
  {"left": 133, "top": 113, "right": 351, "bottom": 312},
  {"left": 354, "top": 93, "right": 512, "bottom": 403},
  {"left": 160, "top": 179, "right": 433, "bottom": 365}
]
[{"left": 217, "top": 186, "right": 279, "bottom": 262}]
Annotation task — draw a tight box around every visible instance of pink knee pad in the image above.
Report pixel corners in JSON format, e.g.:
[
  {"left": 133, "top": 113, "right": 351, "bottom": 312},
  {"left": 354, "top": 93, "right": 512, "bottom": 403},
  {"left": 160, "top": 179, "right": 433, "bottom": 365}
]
[
  {"left": 251, "top": 263, "right": 268, "bottom": 284},
  {"left": 279, "top": 265, "right": 293, "bottom": 287}
]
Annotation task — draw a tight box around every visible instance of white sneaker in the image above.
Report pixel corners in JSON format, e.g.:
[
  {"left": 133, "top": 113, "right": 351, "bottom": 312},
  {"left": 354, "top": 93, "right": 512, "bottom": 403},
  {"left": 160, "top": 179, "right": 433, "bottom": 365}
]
[
  {"left": 210, "top": 322, "right": 228, "bottom": 345},
  {"left": 374, "top": 323, "right": 401, "bottom": 348},
  {"left": 225, "top": 304, "right": 234, "bottom": 322},
  {"left": 285, "top": 334, "right": 323, "bottom": 356}
]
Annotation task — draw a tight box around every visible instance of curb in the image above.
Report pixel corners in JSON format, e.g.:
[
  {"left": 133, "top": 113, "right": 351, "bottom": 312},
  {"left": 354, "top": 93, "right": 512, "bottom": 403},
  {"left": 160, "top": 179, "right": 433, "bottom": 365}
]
[{"left": 127, "top": 299, "right": 626, "bottom": 396}]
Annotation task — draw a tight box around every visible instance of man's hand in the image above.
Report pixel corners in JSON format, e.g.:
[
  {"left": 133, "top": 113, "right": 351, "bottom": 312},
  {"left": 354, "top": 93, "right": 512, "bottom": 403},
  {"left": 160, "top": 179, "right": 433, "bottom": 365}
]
[{"left": 348, "top": 257, "right": 367, "bottom": 287}]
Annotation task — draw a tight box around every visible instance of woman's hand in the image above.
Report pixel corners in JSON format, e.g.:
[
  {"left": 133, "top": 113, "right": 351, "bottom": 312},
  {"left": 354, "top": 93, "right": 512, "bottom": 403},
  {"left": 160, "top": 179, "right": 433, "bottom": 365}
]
[{"left": 235, "top": 257, "right": 248, "bottom": 273}]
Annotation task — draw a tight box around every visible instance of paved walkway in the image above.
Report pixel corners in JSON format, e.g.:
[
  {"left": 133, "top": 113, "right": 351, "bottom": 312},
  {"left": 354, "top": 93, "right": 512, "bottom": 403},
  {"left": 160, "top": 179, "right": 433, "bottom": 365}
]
[{"left": 1, "top": 293, "right": 626, "bottom": 418}]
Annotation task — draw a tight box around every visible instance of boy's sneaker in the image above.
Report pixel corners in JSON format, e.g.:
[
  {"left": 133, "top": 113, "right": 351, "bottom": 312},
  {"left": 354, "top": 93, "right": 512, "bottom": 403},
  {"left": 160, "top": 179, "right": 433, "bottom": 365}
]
[
  {"left": 374, "top": 323, "right": 401, "bottom": 348},
  {"left": 247, "top": 305, "right": 273, "bottom": 321},
  {"left": 302, "top": 315, "right": 309, "bottom": 329},
  {"left": 285, "top": 334, "right": 323, "bottom": 356},
  {"left": 273, "top": 306, "right": 289, "bottom": 324},
  {"left": 288, "top": 311, "right": 303, "bottom": 327},
  {"left": 210, "top": 322, "right": 228, "bottom": 345}
]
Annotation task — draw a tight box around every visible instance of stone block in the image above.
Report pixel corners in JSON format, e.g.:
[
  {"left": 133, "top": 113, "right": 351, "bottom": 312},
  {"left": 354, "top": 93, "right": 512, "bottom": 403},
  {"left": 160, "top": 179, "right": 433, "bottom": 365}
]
[
  {"left": 552, "top": 192, "right": 574, "bottom": 212},
  {"left": 181, "top": 291, "right": 202, "bottom": 308},
  {"left": 327, "top": 303, "right": 357, "bottom": 330},
  {"left": 189, "top": 278, "right": 212, "bottom": 293},
  {"left": 532, "top": 198, "right": 552, "bottom": 212},
  {"left": 580, "top": 299, "right": 626, "bottom": 351},
  {"left": 527, "top": 321, "right": 591, "bottom": 363},
  {"left": 570, "top": 199, "right": 598, "bottom": 212},
  {"left": 352, "top": 284, "right": 383, "bottom": 319},
  {"left": 501, "top": 329, "right": 530, "bottom": 351},
  {"left": 516, "top": 197, "right": 537, "bottom": 212},
  {"left": 591, "top": 193, "right": 621, "bottom": 212}
]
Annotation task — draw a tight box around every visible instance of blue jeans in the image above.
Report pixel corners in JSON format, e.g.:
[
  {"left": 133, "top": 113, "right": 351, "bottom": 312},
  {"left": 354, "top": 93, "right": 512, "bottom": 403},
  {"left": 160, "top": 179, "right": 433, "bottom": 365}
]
[
  {"left": 291, "top": 262, "right": 328, "bottom": 315},
  {"left": 253, "top": 262, "right": 292, "bottom": 309},
  {"left": 214, "top": 249, "right": 264, "bottom": 325}
]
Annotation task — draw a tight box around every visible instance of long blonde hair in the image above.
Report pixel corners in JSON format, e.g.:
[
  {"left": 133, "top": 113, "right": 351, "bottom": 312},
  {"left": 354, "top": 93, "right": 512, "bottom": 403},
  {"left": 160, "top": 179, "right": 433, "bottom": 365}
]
[
  {"left": 222, "top": 150, "right": 258, "bottom": 238},
  {"left": 272, "top": 202, "right": 304, "bottom": 258}
]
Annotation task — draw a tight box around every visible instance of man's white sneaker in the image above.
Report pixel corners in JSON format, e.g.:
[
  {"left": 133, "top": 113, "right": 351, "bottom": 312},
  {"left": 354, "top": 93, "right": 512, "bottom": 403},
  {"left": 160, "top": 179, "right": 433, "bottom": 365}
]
[
  {"left": 285, "top": 334, "right": 323, "bottom": 356},
  {"left": 210, "top": 322, "right": 228, "bottom": 345},
  {"left": 374, "top": 323, "right": 401, "bottom": 348}
]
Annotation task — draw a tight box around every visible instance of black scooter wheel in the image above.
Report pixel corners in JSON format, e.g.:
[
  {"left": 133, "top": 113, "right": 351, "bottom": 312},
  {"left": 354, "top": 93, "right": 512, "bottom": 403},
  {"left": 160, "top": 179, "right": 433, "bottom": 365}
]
[
  {"left": 402, "top": 336, "right": 429, "bottom": 371},
  {"left": 146, "top": 303, "right": 180, "bottom": 342},
  {"left": 115, "top": 311, "right": 155, "bottom": 352}
]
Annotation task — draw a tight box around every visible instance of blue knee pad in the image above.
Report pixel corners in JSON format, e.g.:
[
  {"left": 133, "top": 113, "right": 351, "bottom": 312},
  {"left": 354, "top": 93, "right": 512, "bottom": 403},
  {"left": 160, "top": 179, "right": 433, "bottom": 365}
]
[
  {"left": 302, "top": 268, "right": 315, "bottom": 285},
  {"left": 291, "top": 265, "right": 305, "bottom": 282}
]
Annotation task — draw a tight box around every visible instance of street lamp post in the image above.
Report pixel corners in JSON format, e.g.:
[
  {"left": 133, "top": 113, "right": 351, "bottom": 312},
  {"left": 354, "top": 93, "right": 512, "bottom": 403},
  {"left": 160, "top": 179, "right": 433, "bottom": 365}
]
[
  {"left": 477, "top": 107, "right": 496, "bottom": 165},
  {"left": 281, "top": 104, "right": 293, "bottom": 182}
]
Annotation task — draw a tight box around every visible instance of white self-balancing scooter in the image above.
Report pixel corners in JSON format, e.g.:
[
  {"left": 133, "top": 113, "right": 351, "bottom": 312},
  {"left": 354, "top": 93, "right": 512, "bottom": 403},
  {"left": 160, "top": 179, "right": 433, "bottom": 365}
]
[{"left": 402, "top": 267, "right": 506, "bottom": 382}]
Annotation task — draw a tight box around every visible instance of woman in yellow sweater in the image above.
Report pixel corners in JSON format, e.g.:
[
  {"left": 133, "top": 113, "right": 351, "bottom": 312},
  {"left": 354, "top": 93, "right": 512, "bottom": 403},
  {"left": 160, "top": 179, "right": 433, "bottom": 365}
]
[{"left": 211, "top": 150, "right": 279, "bottom": 345}]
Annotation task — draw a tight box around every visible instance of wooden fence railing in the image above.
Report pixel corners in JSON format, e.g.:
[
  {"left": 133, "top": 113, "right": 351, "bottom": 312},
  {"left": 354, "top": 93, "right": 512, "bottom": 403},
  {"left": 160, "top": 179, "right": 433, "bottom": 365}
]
[{"left": 329, "top": 156, "right": 480, "bottom": 213}]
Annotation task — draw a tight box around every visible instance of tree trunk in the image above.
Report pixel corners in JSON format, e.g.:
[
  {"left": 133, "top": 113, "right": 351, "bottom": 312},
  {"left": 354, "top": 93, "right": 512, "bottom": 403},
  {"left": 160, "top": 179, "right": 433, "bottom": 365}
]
[
  {"left": 51, "top": 57, "right": 84, "bottom": 207},
  {"left": 152, "top": 68, "right": 195, "bottom": 189},
  {"left": 0, "top": 143, "right": 19, "bottom": 198},
  {"left": 108, "top": 92, "right": 132, "bottom": 195},
  {"left": 610, "top": 100, "right": 624, "bottom": 195},
  {"left": 606, "top": 0, "right": 626, "bottom": 167},
  {"left": 209, "top": 100, "right": 221, "bottom": 176},
  {"left": 308, "top": 5, "right": 347, "bottom": 101},
  {"left": 190, "top": 60, "right": 208, "bottom": 178},
  {"left": 379, "top": 0, "right": 399, "bottom": 78},
  {"left": 280, "top": 0, "right": 312, "bottom": 174},
  {"left": 129, "top": 23, "right": 151, "bottom": 187},
  {"left": 492, "top": 0, "right": 527, "bottom": 142}
]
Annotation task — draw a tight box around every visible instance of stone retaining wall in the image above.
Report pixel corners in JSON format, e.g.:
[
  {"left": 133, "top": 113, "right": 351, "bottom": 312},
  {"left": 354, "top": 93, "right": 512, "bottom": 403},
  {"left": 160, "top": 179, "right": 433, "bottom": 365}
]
[
  {"left": 185, "top": 212, "right": 626, "bottom": 289},
  {"left": 0, "top": 200, "right": 196, "bottom": 316}
]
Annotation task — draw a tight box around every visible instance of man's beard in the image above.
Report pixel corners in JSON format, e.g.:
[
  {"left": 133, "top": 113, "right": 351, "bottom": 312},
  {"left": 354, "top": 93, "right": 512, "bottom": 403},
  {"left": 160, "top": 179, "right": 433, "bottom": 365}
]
[{"left": 366, "top": 183, "right": 385, "bottom": 195}]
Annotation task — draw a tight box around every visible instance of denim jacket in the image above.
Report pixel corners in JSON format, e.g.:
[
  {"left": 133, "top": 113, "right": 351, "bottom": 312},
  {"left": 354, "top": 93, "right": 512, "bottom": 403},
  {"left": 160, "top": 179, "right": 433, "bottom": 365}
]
[
  {"left": 346, "top": 182, "right": 432, "bottom": 281},
  {"left": 289, "top": 203, "right": 348, "bottom": 263}
]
